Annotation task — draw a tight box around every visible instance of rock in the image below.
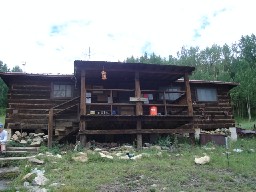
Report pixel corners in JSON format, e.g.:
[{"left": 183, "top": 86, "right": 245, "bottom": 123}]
[
  {"left": 28, "top": 158, "right": 44, "bottom": 165},
  {"left": 30, "top": 141, "right": 41, "bottom": 146},
  {"left": 94, "top": 148, "right": 102, "bottom": 152},
  {"left": 33, "top": 174, "right": 48, "bottom": 186},
  {"left": 33, "top": 137, "right": 43, "bottom": 142},
  {"left": 15, "top": 131, "right": 21, "bottom": 137},
  {"left": 72, "top": 153, "right": 88, "bottom": 162},
  {"left": 55, "top": 154, "right": 62, "bottom": 158},
  {"left": 130, "top": 154, "right": 143, "bottom": 160},
  {"left": 115, "top": 152, "right": 123, "bottom": 157},
  {"left": 144, "top": 143, "right": 151, "bottom": 147},
  {"left": 150, "top": 145, "right": 162, "bottom": 150},
  {"left": 20, "top": 140, "right": 28, "bottom": 144},
  {"left": 21, "top": 132, "right": 28, "bottom": 138},
  {"left": 12, "top": 134, "right": 19, "bottom": 141},
  {"left": 99, "top": 152, "right": 113, "bottom": 159},
  {"left": 22, "top": 173, "right": 35, "bottom": 182},
  {"left": 194, "top": 154, "right": 210, "bottom": 165},
  {"left": 29, "top": 133, "right": 35, "bottom": 137},
  {"left": 233, "top": 148, "right": 243, "bottom": 153},
  {"left": 121, "top": 145, "right": 134, "bottom": 150},
  {"left": 119, "top": 155, "right": 129, "bottom": 160},
  {"left": 161, "top": 146, "right": 170, "bottom": 150},
  {"left": 23, "top": 181, "right": 30, "bottom": 187},
  {"left": 37, "top": 133, "right": 45, "bottom": 137}
]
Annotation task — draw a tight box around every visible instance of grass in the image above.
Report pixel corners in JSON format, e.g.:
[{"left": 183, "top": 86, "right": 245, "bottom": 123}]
[
  {"left": 235, "top": 118, "right": 256, "bottom": 129},
  {"left": 0, "top": 115, "right": 5, "bottom": 124},
  {"left": 5, "top": 138, "right": 256, "bottom": 192}
]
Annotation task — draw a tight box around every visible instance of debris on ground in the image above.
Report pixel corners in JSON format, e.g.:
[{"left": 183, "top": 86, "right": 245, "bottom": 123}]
[{"left": 233, "top": 148, "right": 243, "bottom": 153}]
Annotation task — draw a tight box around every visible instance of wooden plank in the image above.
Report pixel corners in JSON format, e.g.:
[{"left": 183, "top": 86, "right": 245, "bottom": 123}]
[
  {"left": 0, "top": 156, "right": 36, "bottom": 161},
  {"left": 6, "top": 147, "right": 39, "bottom": 151},
  {"left": 48, "top": 108, "right": 53, "bottom": 148},
  {"left": 130, "top": 97, "right": 148, "bottom": 102},
  {"left": 87, "top": 88, "right": 134, "bottom": 92},
  {"left": 184, "top": 73, "right": 193, "bottom": 116},
  {"left": 7, "top": 123, "right": 48, "bottom": 129},
  {"left": 80, "top": 128, "right": 194, "bottom": 135},
  {"left": 141, "top": 90, "right": 186, "bottom": 93}
]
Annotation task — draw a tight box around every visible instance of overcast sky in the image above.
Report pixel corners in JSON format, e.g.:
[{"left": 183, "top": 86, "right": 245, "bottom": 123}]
[{"left": 0, "top": 0, "right": 255, "bottom": 74}]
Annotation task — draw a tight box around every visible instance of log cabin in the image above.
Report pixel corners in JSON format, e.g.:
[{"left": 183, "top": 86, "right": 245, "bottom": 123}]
[{"left": 0, "top": 61, "right": 238, "bottom": 147}]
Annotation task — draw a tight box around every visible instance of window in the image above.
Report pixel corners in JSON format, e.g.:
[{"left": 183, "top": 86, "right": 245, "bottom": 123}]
[
  {"left": 159, "top": 87, "right": 181, "bottom": 101},
  {"left": 196, "top": 88, "right": 217, "bottom": 102},
  {"left": 53, "top": 84, "right": 72, "bottom": 98}
]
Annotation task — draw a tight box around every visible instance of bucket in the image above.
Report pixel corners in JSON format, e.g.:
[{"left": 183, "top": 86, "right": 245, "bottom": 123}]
[{"left": 150, "top": 106, "right": 157, "bottom": 116}]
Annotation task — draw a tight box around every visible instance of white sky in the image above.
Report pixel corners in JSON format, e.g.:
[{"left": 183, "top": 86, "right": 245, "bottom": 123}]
[{"left": 0, "top": 0, "right": 255, "bottom": 74}]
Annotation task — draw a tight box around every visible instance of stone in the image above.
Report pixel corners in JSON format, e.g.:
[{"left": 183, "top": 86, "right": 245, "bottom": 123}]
[
  {"left": 21, "top": 132, "right": 28, "bottom": 138},
  {"left": 30, "top": 141, "right": 41, "bottom": 146},
  {"left": 12, "top": 134, "right": 18, "bottom": 141},
  {"left": 72, "top": 153, "right": 88, "bottom": 162},
  {"left": 33, "top": 174, "right": 48, "bottom": 186},
  {"left": 28, "top": 158, "right": 44, "bottom": 165},
  {"left": 23, "top": 181, "right": 30, "bottom": 187},
  {"left": 94, "top": 148, "right": 102, "bottom": 152},
  {"left": 150, "top": 145, "right": 162, "bottom": 150},
  {"left": 20, "top": 140, "right": 28, "bottom": 144},
  {"left": 15, "top": 131, "right": 21, "bottom": 137},
  {"left": 29, "top": 133, "right": 35, "bottom": 137},
  {"left": 22, "top": 172, "right": 36, "bottom": 182}
]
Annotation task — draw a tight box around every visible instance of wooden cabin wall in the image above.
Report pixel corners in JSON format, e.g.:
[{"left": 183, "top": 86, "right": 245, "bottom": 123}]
[
  {"left": 190, "top": 84, "right": 235, "bottom": 130},
  {"left": 5, "top": 78, "right": 78, "bottom": 133}
]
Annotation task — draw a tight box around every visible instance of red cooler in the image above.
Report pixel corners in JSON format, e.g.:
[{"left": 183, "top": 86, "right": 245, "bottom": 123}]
[{"left": 150, "top": 106, "right": 157, "bottom": 116}]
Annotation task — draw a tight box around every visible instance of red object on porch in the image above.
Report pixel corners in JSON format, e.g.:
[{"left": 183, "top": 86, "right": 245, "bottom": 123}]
[{"left": 150, "top": 106, "right": 157, "bottom": 116}]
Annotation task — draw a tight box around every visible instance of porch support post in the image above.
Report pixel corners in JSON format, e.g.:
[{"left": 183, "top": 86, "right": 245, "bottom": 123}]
[
  {"left": 184, "top": 73, "right": 193, "bottom": 116},
  {"left": 80, "top": 69, "right": 87, "bottom": 147},
  {"left": 48, "top": 108, "right": 53, "bottom": 148},
  {"left": 184, "top": 73, "right": 195, "bottom": 144},
  {"left": 135, "top": 71, "right": 143, "bottom": 149}
]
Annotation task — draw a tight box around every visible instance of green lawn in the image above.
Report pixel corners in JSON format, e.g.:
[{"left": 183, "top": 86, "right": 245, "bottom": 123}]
[
  {"left": 235, "top": 118, "right": 256, "bottom": 129},
  {"left": 4, "top": 138, "right": 256, "bottom": 192},
  {"left": 0, "top": 115, "right": 5, "bottom": 124}
]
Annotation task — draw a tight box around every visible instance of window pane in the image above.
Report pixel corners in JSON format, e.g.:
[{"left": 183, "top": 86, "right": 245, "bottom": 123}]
[
  {"left": 54, "top": 85, "right": 60, "bottom": 91},
  {"left": 53, "top": 84, "right": 72, "bottom": 98},
  {"left": 159, "top": 87, "right": 181, "bottom": 101},
  {"left": 197, "top": 88, "right": 217, "bottom": 101},
  {"left": 66, "top": 85, "right": 72, "bottom": 97}
]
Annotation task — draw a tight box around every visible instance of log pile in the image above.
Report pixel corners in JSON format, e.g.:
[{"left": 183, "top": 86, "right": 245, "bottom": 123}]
[{"left": 10, "top": 131, "right": 48, "bottom": 146}]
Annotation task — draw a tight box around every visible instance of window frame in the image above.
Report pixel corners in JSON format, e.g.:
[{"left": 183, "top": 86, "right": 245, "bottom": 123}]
[
  {"left": 159, "top": 86, "right": 182, "bottom": 101},
  {"left": 196, "top": 87, "right": 218, "bottom": 102},
  {"left": 51, "top": 83, "right": 74, "bottom": 99}
]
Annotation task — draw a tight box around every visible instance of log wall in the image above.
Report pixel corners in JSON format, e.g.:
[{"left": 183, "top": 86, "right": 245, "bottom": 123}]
[{"left": 5, "top": 78, "right": 78, "bottom": 132}]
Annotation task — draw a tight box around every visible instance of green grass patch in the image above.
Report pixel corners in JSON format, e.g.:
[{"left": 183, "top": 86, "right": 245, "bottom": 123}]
[
  {"left": 235, "top": 118, "right": 256, "bottom": 129},
  {"left": 0, "top": 115, "right": 5, "bottom": 124},
  {"left": 8, "top": 138, "right": 256, "bottom": 192}
]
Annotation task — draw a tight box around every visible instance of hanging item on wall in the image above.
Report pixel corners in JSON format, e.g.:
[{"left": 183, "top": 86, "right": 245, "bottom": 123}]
[{"left": 101, "top": 67, "right": 107, "bottom": 80}]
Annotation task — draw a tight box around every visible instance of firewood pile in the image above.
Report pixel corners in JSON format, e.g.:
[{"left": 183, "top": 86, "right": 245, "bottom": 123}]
[
  {"left": 10, "top": 131, "right": 48, "bottom": 146},
  {"left": 200, "top": 128, "right": 231, "bottom": 136}
]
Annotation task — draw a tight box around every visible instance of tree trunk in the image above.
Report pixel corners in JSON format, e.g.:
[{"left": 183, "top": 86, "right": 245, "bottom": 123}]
[{"left": 247, "top": 95, "right": 251, "bottom": 121}]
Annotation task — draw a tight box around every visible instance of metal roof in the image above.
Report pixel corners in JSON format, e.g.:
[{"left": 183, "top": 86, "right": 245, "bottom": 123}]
[{"left": 74, "top": 60, "right": 196, "bottom": 82}]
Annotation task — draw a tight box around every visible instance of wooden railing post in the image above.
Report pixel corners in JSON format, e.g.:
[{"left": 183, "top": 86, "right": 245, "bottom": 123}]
[{"left": 48, "top": 108, "right": 53, "bottom": 148}]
